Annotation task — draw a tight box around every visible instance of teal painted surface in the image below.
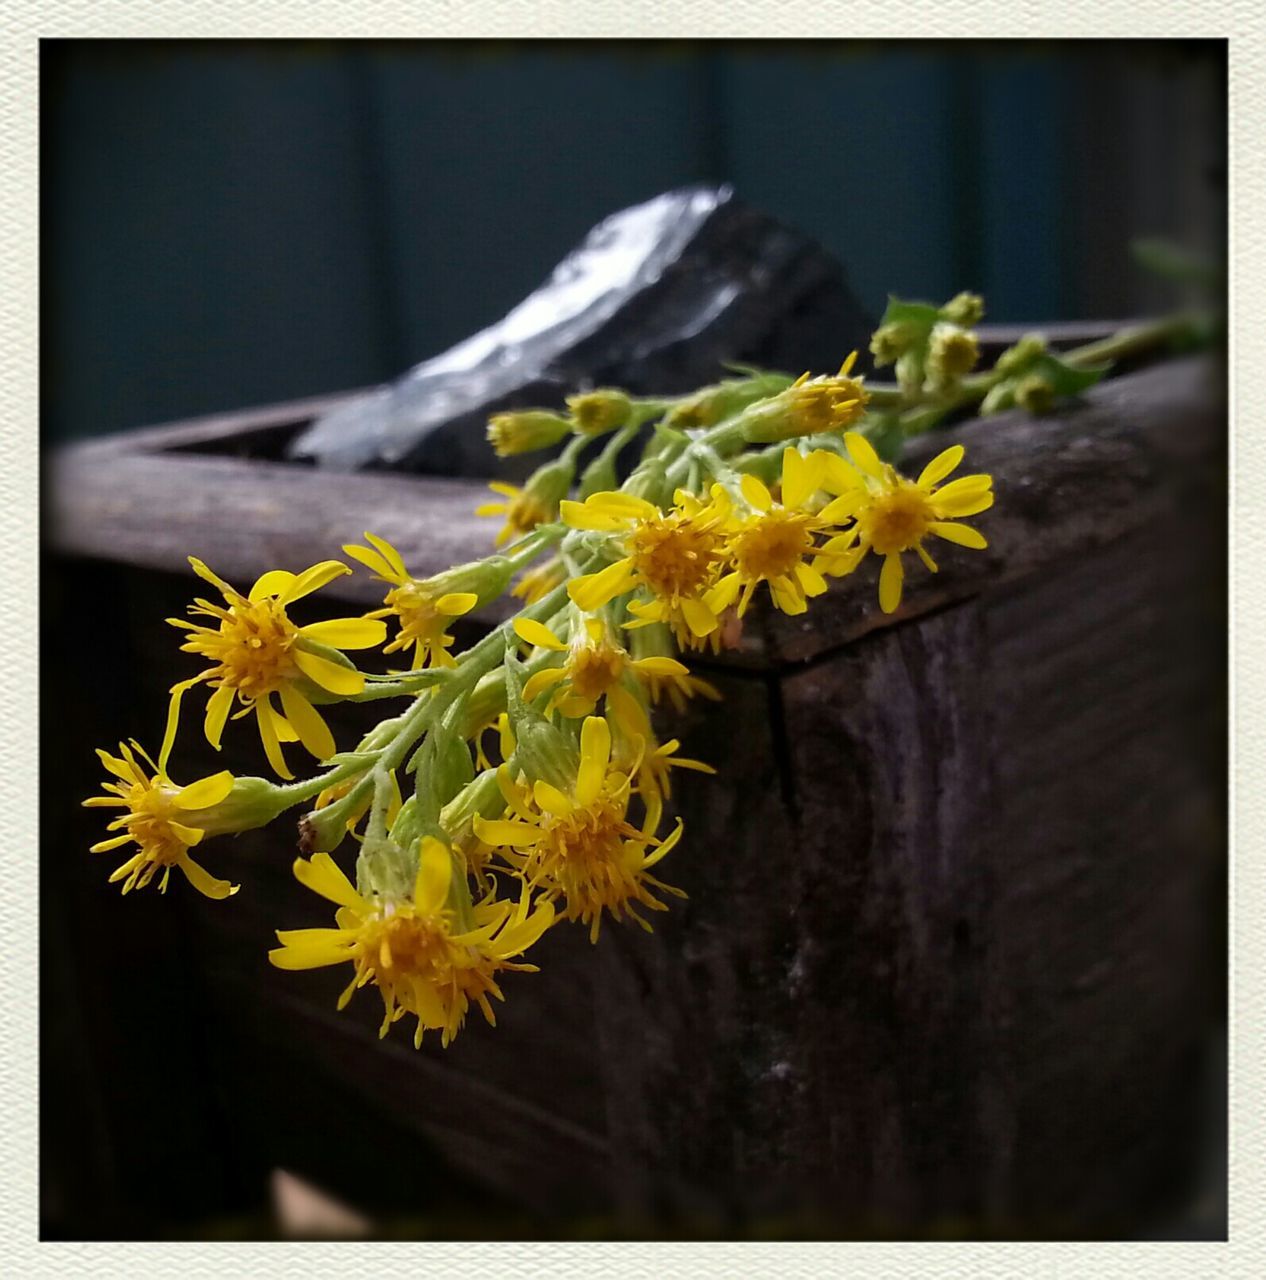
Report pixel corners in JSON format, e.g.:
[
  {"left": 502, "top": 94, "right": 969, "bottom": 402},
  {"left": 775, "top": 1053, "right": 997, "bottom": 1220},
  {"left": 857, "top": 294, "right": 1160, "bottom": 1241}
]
[{"left": 44, "top": 42, "right": 1225, "bottom": 442}]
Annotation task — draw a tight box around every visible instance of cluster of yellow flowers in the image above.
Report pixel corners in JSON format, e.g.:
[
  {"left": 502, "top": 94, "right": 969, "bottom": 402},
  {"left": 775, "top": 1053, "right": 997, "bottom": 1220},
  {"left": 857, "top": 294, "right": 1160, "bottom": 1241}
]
[{"left": 85, "top": 300, "right": 998, "bottom": 1051}]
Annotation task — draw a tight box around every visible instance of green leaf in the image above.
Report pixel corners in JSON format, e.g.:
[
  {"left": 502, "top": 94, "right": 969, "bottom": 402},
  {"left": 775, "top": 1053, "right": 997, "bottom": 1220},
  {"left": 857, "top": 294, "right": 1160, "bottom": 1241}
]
[
  {"left": 1131, "top": 238, "right": 1223, "bottom": 290},
  {"left": 879, "top": 296, "right": 941, "bottom": 332},
  {"left": 1032, "top": 352, "right": 1112, "bottom": 396}
]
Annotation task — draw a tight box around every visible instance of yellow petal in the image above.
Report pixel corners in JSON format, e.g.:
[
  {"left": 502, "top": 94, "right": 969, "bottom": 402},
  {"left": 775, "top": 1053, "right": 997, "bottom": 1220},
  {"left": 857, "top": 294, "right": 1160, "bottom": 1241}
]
[
  {"left": 203, "top": 683, "right": 235, "bottom": 751},
  {"left": 176, "top": 852, "right": 239, "bottom": 900},
  {"left": 568, "top": 558, "right": 638, "bottom": 611},
  {"left": 679, "top": 596, "right": 718, "bottom": 638},
  {"left": 533, "top": 780, "right": 574, "bottom": 816},
  {"left": 740, "top": 473, "right": 773, "bottom": 512},
  {"left": 299, "top": 617, "right": 387, "bottom": 649},
  {"left": 819, "top": 492, "right": 864, "bottom": 523},
  {"left": 173, "top": 770, "right": 235, "bottom": 810},
  {"left": 279, "top": 684, "right": 337, "bottom": 762},
  {"left": 293, "top": 851, "right": 363, "bottom": 909},
  {"left": 704, "top": 572, "right": 741, "bottom": 615},
  {"left": 794, "top": 561, "right": 829, "bottom": 597},
  {"left": 495, "top": 901, "right": 556, "bottom": 956},
  {"left": 473, "top": 817, "right": 542, "bottom": 847},
  {"left": 632, "top": 656, "right": 689, "bottom": 677},
  {"left": 820, "top": 452, "right": 866, "bottom": 495},
  {"left": 187, "top": 557, "right": 236, "bottom": 598},
  {"left": 929, "top": 520, "right": 988, "bottom": 550},
  {"left": 249, "top": 569, "right": 297, "bottom": 601},
  {"left": 256, "top": 697, "right": 293, "bottom": 780},
  {"left": 932, "top": 487, "right": 995, "bottom": 518},
  {"left": 878, "top": 552, "right": 904, "bottom": 614},
  {"left": 293, "top": 648, "right": 365, "bottom": 696},
  {"left": 917, "top": 444, "right": 965, "bottom": 490},
  {"left": 437, "top": 592, "right": 478, "bottom": 616},
  {"left": 845, "top": 432, "right": 884, "bottom": 479},
  {"left": 363, "top": 532, "right": 408, "bottom": 579},
  {"left": 168, "top": 820, "right": 205, "bottom": 846},
  {"left": 576, "top": 716, "right": 611, "bottom": 807},
  {"left": 514, "top": 617, "right": 568, "bottom": 650},
  {"left": 413, "top": 836, "right": 452, "bottom": 915},
  {"left": 281, "top": 560, "right": 352, "bottom": 604},
  {"left": 269, "top": 944, "right": 351, "bottom": 970},
  {"left": 523, "top": 668, "right": 566, "bottom": 703},
  {"left": 341, "top": 543, "right": 396, "bottom": 579},
  {"left": 781, "top": 447, "right": 822, "bottom": 509},
  {"left": 559, "top": 500, "right": 629, "bottom": 533}
]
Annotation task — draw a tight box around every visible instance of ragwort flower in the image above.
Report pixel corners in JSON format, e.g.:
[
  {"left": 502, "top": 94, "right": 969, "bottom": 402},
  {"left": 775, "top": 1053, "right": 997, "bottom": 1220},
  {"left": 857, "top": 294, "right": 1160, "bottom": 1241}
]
[
  {"left": 270, "top": 837, "right": 554, "bottom": 1048},
  {"left": 342, "top": 532, "right": 478, "bottom": 669},
  {"left": 84, "top": 740, "right": 238, "bottom": 899},
  {"left": 474, "top": 717, "right": 684, "bottom": 942},
  {"left": 562, "top": 490, "right": 732, "bottom": 649},
  {"left": 816, "top": 434, "right": 994, "bottom": 614},
  {"left": 165, "top": 558, "right": 386, "bottom": 779}
]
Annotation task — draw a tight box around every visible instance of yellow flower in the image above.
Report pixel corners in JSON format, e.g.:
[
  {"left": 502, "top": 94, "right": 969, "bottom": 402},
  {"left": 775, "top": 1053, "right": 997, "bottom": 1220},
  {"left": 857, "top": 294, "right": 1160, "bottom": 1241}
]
[
  {"left": 741, "top": 353, "right": 869, "bottom": 443},
  {"left": 476, "top": 481, "right": 556, "bottom": 547},
  {"left": 566, "top": 388, "right": 633, "bottom": 436},
  {"left": 514, "top": 615, "right": 689, "bottom": 725},
  {"left": 486, "top": 409, "right": 569, "bottom": 458},
  {"left": 816, "top": 434, "right": 994, "bottom": 614},
  {"left": 269, "top": 837, "right": 554, "bottom": 1048},
  {"left": 511, "top": 557, "right": 566, "bottom": 604},
  {"left": 342, "top": 532, "right": 477, "bottom": 670},
  {"left": 785, "top": 352, "right": 870, "bottom": 434},
  {"left": 707, "top": 448, "right": 835, "bottom": 619},
  {"left": 474, "top": 717, "right": 685, "bottom": 942},
  {"left": 165, "top": 558, "right": 386, "bottom": 780},
  {"left": 561, "top": 490, "right": 732, "bottom": 649},
  {"left": 84, "top": 740, "right": 238, "bottom": 899}
]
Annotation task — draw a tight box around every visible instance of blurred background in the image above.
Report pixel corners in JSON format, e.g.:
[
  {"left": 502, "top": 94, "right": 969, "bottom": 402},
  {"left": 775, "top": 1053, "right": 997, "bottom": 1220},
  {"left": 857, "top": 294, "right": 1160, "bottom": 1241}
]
[
  {"left": 43, "top": 39, "right": 1224, "bottom": 445},
  {"left": 42, "top": 39, "right": 1227, "bottom": 1244}
]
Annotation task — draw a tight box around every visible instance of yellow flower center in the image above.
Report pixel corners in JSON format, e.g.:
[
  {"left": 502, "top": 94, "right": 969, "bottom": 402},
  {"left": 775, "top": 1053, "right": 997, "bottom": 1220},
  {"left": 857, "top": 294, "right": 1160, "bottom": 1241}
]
[
  {"left": 789, "top": 377, "right": 868, "bottom": 434},
  {"left": 566, "top": 642, "right": 628, "bottom": 702},
  {"left": 384, "top": 583, "right": 447, "bottom": 647},
  {"left": 120, "top": 782, "right": 190, "bottom": 866},
  {"left": 529, "top": 796, "right": 646, "bottom": 922},
  {"left": 509, "top": 492, "right": 553, "bottom": 536},
  {"left": 353, "top": 903, "right": 505, "bottom": 1033},
  {"left": 626, "top": 512, "right": 725, "bottom": 603},
  {"left": 731, "top": 510, "right": 815, "bottom": 581},
  {"left": 857, "top": 478, "right": 936, "bottom": 555},
  {"left": 190, "top": 596, "right": 299, "bottom": 696}
]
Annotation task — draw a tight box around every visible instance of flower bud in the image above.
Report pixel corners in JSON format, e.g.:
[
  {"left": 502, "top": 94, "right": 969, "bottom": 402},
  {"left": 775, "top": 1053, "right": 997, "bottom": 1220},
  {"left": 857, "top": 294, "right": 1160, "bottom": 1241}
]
[
  {"left": 925, "top": 323, "right": 980, "bottom": 389},
  {"left": 940, "top": 291, "right": 985, "bottom": 328},
  {"left": 503, "top": 647, "right": 578, "bottom": 790},
  {"left": 995, "top": 333, "right": 1047, "bottom": 377},
  {"left": 185, "top": 775, "right": 291, "bottom": 837},
  {"left": 567, "top": 388, "right": 634, "bottom": 436},
  {"left": 869, "top": 321, "right": 915, "bottom": 366},
  {"left": 662, "top": 372, "right": 794, "bottom": 431},
  {"left": 487, "top": 409, "right": 571, "bottom": 458},
  {"left": 1015, "top": 373, "right": 1056, "bottom": 415}
]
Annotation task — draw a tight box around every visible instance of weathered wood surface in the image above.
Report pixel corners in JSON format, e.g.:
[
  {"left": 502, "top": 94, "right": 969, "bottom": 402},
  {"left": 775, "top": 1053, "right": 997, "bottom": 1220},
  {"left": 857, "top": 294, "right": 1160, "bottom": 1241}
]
[
  {"left": 50, "top": 353, "right": 1219, "bottom": 671},
  {"left": 43, "top": 340, "right": 1225, "bottom": 1238}
]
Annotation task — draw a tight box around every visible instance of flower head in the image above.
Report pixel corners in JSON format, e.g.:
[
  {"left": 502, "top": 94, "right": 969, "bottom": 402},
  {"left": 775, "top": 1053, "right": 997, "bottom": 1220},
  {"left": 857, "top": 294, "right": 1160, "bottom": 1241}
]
[
  {"left": 84, "top": 741, "right": 238, "bottom": 899},
  {"left": 816, "top": 434, "right": 994, "bottom": 614},
  {"left": 270, "top": 838, "right": 554, "bottom": 1048},
  {"left": 474, "top": 717, "right": 684, "bottom": 942},
  {"left": 515, "top": 615, "right": 690, "bottom": 728},
  {"left": 165, "top": 558, "right": 386, "bottom": 779},
  {"left": 741, "top": 353, "right": 869, "bottom": 443},
  {"left": 486, "top": 409, "right": 569, "bottom": 458},
  {"left": 708, "top": 448, "right": 836, "bottom": 619},
  {"left": 511, "top": 557, "right": 566, "bottom": 604},
  {"left": 925, "top": 322, "right": 980, "bottom": 390},
  {"left": 476, "top": 481, "right": 555, "bottom": 548},
  {"left": 343, "top": 533, "right": 477, "bottom": 669},
  {"left": 566, "top": 388, "right": 633, "bottom": 436},
  {"left": 562, "top": 490, "right": 732, "bottom": 650}
]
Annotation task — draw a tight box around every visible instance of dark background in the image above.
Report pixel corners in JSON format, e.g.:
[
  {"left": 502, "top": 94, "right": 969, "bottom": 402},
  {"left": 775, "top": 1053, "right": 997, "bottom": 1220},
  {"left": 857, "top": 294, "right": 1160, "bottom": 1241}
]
[{"left": 43, "top": 39, "right": 1225, "bottom": 444}]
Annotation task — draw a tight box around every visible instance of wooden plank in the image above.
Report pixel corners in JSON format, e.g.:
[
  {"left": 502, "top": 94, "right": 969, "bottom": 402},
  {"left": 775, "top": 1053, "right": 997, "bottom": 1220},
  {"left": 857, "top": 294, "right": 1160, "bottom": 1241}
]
[{"left": 50, "top": 356, "right": 1221, "bottom": 672}]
